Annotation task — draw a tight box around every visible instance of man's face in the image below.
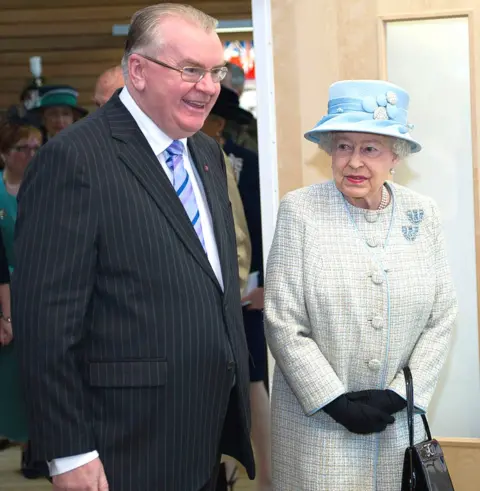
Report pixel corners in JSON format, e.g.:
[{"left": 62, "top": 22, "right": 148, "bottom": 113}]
[{"left": 129, "top": 17, "right": 225, "bottom": 140}]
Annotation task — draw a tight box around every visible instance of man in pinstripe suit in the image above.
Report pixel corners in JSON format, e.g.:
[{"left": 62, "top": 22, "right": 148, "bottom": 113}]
[{"left": 12, "top": 4, "right": 255, "bottom": 491}]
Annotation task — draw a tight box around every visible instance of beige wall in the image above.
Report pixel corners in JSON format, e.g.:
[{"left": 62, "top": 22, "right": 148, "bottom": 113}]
[
  {"left": 272, "top": 0, "right": 380, "bottom": 196},
  {"left": 271, "top": 0, "right": 480, "bottom": 195},
  {"left": 439, "top": 438, "right": 480, "bottom": 490}
]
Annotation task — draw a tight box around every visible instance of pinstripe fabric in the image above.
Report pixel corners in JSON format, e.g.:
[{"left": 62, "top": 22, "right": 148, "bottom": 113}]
[{"left": 11, "top": 92, "right": 254, "bottom": 491}]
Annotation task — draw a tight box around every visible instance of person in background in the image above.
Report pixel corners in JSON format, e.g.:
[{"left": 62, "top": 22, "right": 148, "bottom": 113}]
[
  {"left": 19, "top": 82, "right": 44, "bottom": 131},
  {"left": 27, "top": 84, "right": 87, "bottom": 142},
  {"left": 222, "top": 62, "right": 257, "bottom": 153},
  {"left": 0, "top": 109, "right": 46, "bottom": 479},
  {"left": 0, "top": 232, "right": 15, "bottom": 447},
  {"left": 13, "top": 4, "right": 254, "bottom": 491},
  {"left": 223, "top": 62, "right": 246, "bottom": 97},
  {"left": 0, "top": 234, "right": 11, "bottom": 345},
  {"left": 93, "top": 66, "right": 125, "bottom": 108},
  {"left": 265, "top": 80, "right": 457, "bottom": 490},
  {"left": 202, "top": 85, "right": 272, "bottom": 491}
]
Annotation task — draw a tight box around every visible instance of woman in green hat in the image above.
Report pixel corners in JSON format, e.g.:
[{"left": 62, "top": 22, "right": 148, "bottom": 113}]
[{"left": 28, "top": 84, "right": 88, "bottom": 142}]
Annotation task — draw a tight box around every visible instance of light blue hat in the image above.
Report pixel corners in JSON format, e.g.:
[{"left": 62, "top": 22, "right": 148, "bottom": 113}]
[{"left": 304, "top": 80, "right": 421, "bottom": 153}]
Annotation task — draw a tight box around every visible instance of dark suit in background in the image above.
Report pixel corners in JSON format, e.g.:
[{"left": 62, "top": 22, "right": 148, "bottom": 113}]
[{"left": 12, "top": 92, "right": 254, "bottom": 490}]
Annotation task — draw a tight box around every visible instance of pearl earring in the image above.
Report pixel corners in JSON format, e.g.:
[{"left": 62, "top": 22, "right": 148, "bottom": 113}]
[{"left": 390, "top": 168, "right": 396, "bottom": 175}]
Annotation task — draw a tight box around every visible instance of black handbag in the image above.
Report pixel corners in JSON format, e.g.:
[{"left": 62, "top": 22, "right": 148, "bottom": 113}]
[{"left": 401, "top": 366, "right": 455, "bottom": 490}]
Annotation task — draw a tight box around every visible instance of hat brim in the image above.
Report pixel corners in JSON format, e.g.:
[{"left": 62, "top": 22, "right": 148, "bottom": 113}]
[
  {"left": 29, "top": 103, "right": 88, "bottom": 118},
  {"left": 304, "top": 119, "right": 421, "bottom": 153},
  {"left": 211, "top": 103, "right": 252, "bottom": 125}
]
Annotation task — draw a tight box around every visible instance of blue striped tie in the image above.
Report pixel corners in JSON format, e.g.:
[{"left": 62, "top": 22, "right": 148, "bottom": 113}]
[{"left": 164, "top": 140, "right": 206, "bottom": 252}]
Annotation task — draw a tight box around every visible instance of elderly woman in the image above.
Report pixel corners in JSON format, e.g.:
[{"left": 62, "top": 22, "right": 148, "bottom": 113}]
[{"left": 264, "top": 80, "right": 457, "bottom": 490}]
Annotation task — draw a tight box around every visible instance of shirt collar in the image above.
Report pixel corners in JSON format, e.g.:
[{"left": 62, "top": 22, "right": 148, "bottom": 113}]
[{"left": 119, "top": 87, "right": 187, "bottom": 157}]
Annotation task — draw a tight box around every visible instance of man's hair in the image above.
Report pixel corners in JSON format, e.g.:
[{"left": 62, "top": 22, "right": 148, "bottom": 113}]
[{"left": 121, "top": 3, "right": 218, "bottom": 78}]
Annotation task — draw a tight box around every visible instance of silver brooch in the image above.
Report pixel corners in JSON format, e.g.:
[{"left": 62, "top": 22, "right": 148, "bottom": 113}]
[
  {"left": 402, "top": 225, "right": 419, "bottom": 241},
  {"left": 407, "top": 209, "right": 424, "bottom": 224}
]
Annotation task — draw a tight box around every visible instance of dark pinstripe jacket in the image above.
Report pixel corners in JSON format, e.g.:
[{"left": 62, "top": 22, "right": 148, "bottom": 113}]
[{"left": 12, "top": 93, "right": 255, "bottom": 491}]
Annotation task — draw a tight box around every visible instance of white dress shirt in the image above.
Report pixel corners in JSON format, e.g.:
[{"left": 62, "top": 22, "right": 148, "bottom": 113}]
[{"left": 49, "top": 87, "right": 224, "bottom": 476}]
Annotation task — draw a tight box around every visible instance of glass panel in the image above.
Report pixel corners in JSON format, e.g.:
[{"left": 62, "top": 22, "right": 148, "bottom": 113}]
[{"left": 386, "top": 17, "right": 480, "bottom": 437}]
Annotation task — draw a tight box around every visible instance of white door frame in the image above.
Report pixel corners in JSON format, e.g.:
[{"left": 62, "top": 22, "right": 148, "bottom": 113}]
[{"left": 251, "top": 0, "right": 279, "bottom": 385}]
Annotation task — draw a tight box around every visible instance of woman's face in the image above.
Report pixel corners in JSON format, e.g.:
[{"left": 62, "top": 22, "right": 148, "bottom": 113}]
[
  {"left": 331, "top": 132, "right": 399, "bottom": 203},
  {"left": 43, "top": 106, "right": 74, "bottom": 137},
  {"left": 201, "top": 114, "right": 225, "bottom": 139},
  {"left": 4, "top": 135, "right": 41, "bottom": 177}
]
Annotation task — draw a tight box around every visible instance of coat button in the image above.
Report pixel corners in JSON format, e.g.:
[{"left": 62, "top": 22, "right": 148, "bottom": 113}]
[
  {"left": 371, "top": 272, "right": 384, "bottom": 285},
  {"left": 371, "top": 315, "right": 383, "bottom": 329},
  {"left": 227, "top": 361, "right": 236, "bottom": 371},
  {"left": 365, "top": 212, "right": 379, "bottom": 223},
  {"left": 366, "top": 237, "right": 379, "bottom": 248},
  {"left": 368, "top": 359, "right": 381, "bottom": 371}
]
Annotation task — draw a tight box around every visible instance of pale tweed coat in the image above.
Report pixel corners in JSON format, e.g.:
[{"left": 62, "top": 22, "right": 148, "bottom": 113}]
[{"left": 265, "top": 180, "right": 457, "bottom": 491}]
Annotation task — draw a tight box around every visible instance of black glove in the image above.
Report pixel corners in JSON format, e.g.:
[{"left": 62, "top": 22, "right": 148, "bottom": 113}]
[
  {"left": 346, "top": 389, "right": 407, "bottom": 415},
  {"left": 323, "top": 394, "right": 394, "bottom": 434}
]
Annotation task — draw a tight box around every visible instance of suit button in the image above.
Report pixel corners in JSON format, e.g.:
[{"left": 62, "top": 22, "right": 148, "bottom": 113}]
[
  {"left": 227, "top": 361, "right": 235, "bottom": 371},
  {"left": 367, "top": 359, "right": 381, "bottom": 372},
  {"left": 365, "top": 212, "right": 379, "bottom": 223}
]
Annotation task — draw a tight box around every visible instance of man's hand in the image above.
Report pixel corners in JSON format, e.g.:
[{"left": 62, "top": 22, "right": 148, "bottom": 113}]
[{"left": 52, "top": 458, "right": 108, "bottom": 491}]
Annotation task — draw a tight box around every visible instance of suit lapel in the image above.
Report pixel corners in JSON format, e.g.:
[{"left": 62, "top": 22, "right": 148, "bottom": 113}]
[
  {"left": 188, "top": 137, "right": 232, "bottom": 296},
  {"left": 105, "top": 94, "right": 221, "bottom": 291}
]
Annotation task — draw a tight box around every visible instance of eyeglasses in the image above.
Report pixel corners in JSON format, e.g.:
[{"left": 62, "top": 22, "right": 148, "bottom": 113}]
[
  {"left": 11, "top": 145, "right": 40, "bottom": 155},
  {"left": 333, "top": 142, "right": 385, "bottom": 159},
  {"left": 138, "top": 54, "right": 228, "bottom": 83}
]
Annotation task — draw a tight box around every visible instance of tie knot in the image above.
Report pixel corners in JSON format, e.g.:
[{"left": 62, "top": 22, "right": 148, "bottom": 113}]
[{"left": 166, "top": 140, "right": 184, "bottom": 157}]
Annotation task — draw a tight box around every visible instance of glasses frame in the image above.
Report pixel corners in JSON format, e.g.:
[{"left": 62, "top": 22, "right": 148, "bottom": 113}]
[
  {"left": 137, "top": 54, "right": 228, "bottom": 83},
  {"left": 11, "top": 144, "right": 40, "bottom": 155}
]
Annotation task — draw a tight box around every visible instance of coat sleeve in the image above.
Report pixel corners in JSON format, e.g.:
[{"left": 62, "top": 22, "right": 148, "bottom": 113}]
[
  {"left": 264, "top": 191, "right": 345, "bottom": 415},
  {"left": 12, "top": 139, "right": 98, "bottom": 460},
  {"left": 223, "top": 152, "right": 251, "bottom": 296},
  {"left": 388, "top": 200, "right": 457, "bottom": 411}
]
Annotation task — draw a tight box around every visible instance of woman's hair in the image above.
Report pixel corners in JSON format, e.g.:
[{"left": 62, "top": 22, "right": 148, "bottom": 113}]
[
  {"left": 0, "top": 120, "right": 42, "bottom": 169},
  {"left": 121, "top": 4, "right": 218, "bottom": 78},
  {"left": 0, "top": 121, "right": 41, "bottom": 155},
  {"left": 316, "top": 131, "right": 412, "bottom": 160}
]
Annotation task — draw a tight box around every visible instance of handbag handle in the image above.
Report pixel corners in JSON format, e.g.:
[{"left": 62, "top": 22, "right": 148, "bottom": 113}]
[{"left": 403, "top": 366, "right": 432, "bottom": 448}]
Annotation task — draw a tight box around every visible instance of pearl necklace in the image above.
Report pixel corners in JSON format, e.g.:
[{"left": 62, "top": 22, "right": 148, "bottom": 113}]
[{"left": 377, "top": 185, "right": 390, "bottom": 210}]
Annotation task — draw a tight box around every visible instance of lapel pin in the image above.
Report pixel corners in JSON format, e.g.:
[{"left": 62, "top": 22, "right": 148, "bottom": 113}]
[{"left": 204, "top": 165, "right": 209, "bottom": 172}]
